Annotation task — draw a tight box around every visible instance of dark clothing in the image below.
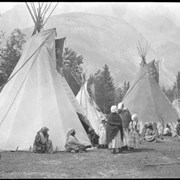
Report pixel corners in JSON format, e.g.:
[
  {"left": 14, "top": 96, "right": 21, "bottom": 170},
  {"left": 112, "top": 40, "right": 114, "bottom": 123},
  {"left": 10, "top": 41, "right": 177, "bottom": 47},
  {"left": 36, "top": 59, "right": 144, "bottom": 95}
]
[
  {"left": 118, "top": 109, "right": 132, "bottom": 129},
  {"left": 106, "top": 112, "right": 124, "bottom": 145},
  {"left": 176, "top": 123, "right": 180, "bottom": 136},
  {"left": 88, "top": 130, "right": 99, "bottom": 147},
  {"left": 33, "top": 131, "right": 53, "bottom": 153}
]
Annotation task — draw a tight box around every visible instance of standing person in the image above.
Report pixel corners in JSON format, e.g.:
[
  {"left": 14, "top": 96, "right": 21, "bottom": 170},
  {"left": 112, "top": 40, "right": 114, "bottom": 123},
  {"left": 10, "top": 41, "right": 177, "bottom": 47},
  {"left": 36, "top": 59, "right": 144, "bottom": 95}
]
[
  {"left": 106, "top": 105, "right": 124, "bottom": 154},
  {"left": 163, "top": 123, "right": 173, "bottom": 136},
  {"left": 118, "top": 102, "right": 132, "bottom": 150},
  {"left": 128, "top": 114, "right": 140, "bottom": 150},
  {"left": 33, "top": 127, "right": 53, "bottom": 154},
  {"left": 65, "top": 128, "right": 89, "bottom": 153},
  {"left": 98, "top": 118, "right": 107, "bottom": 148}
]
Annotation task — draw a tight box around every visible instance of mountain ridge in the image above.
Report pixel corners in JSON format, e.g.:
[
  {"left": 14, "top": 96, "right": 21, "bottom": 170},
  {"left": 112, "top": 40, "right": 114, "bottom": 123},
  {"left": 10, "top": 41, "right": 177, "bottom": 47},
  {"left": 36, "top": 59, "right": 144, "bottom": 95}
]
[{"left": 0, "top": 3, "right": 179, "bottom": 88}]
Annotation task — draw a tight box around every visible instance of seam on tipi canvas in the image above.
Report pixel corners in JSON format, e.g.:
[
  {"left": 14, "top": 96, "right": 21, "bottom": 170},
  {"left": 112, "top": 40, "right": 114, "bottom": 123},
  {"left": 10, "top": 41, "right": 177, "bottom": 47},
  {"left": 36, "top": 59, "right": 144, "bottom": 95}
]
[
  {"left": 1, "top": 32, "right": 53, "bottom": 90},
  {"left": 0, "top": 49, "right": 41, "bottom": 129},
  {"left": 3, "top": 52, "right": 41, "bottom": 150},
  {"left": 123, "top": 70, "right": 147, "bottom": 101}
]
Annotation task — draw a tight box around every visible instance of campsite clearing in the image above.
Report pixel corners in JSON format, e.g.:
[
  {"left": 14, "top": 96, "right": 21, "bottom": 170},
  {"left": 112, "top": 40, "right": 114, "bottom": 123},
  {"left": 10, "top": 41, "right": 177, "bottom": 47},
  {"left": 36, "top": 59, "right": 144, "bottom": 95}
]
[{"left": 1, "top": 136, "right": 180, "bottom": 178}]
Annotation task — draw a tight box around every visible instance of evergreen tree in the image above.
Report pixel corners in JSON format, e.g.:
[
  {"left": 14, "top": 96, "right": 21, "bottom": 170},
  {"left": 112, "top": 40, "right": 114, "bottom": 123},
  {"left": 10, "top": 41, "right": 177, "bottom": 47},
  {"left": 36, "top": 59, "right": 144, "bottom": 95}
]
[
  {"left": 95, "top": 64, "right": 115, "bottom": 114},
  {"left": 0, "top": 29, "right": 26, "bottom": 86},
  {"left": 114, "top": 81, "right": 130, "bottom": 104},
  {"left": 62, "top": 47, "right": 84, "bottom": 96}
]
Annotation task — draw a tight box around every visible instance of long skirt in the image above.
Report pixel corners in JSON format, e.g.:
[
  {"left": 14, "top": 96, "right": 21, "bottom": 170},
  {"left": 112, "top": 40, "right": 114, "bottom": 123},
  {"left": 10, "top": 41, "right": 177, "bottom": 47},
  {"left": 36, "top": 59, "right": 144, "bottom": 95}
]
[
  {"left": 99, "top": 129, "right": 107, "bottom": 145},
  {"left": 108, "top": 130, "right": 124, "bottom": 149},
  {"left": 123, "top": 128, "right": 130, "bottom": 147},
  {"left": 128, "top": 131, "right": 140, "bottom": 148}
]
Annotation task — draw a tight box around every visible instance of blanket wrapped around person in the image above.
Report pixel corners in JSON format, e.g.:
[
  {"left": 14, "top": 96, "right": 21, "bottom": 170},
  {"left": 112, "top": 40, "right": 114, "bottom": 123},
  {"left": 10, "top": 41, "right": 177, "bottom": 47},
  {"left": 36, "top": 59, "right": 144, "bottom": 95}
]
[
  {"left": 106, "top": 105, "right": 124, "bottom": 153},
  {"left": 33, "top": 127, "right": 53, "bottom": 153},
  {"left": 141, "top": 123, "right": 157, "bottom": 142},
  {"left": 65, "top": 128, "right": 90, "bottom": 153}
]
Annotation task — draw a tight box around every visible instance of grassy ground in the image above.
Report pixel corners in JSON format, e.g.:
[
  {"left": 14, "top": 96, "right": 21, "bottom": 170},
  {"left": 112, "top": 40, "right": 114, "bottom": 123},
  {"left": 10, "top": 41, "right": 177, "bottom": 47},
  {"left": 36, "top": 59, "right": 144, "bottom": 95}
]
[{"left": 1, "top": 136, "right": 180, "bottom": 178}]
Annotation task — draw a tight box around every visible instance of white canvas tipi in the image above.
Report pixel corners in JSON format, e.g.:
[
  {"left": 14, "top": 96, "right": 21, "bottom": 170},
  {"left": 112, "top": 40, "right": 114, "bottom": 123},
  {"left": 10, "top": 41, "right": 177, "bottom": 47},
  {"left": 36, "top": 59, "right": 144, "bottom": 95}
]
[
  {"left": 123, "top": 42, "right": 179, "bottom": 132},
  {"left": 76, "top": 81, "right": 106, "bottom": 134},
  {"left": 0, "top": 28, "right": 91, "bottom": 151}
]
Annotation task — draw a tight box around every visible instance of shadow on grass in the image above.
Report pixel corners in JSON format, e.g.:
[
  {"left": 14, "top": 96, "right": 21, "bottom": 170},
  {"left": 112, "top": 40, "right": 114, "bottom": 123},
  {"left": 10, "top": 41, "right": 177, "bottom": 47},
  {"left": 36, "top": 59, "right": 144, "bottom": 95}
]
[{"left": 121, "top": 148, "right": 156, "bottom": 154}]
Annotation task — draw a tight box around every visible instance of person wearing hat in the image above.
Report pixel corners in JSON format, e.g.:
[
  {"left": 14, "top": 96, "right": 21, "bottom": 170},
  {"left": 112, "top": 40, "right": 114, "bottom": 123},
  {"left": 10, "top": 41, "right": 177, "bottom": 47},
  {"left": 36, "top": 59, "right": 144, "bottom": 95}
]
[
  {"left": 33, "top": 127, "right": 53, "bottom": 153},
  {"left": 106, "top": 105, "right": 124, "bottom": 154}
]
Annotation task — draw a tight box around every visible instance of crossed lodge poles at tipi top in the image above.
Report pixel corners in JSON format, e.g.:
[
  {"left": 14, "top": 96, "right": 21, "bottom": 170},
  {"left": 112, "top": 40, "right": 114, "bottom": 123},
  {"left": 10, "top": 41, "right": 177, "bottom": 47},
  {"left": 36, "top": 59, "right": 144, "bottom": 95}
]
[
  {"left": 0, "top": 2, "right": 92, "bottom": 151},
  {"left": 123, "top": 41, "right": 179, "bottom": 133}
]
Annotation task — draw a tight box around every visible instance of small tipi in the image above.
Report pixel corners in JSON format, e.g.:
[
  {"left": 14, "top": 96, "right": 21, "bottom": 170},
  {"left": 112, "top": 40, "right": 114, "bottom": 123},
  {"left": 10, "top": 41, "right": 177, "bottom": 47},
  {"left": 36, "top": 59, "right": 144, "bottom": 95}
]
[
  {"left": 123, "top": 41, "right": 179, "bottom": 132},
  {"left": 76, "top": 78, "right": 106, "bottom": 134},
  {"left": 0, "top": 3, "right": 91, "bottom": 151}
]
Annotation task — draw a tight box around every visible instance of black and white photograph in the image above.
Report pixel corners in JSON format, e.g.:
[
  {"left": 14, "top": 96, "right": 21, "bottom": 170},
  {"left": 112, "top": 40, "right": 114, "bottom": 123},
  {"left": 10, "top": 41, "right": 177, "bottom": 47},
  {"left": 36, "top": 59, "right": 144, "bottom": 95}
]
[{"left": 0, "top": 1, "right": 180, "bottom": 178}]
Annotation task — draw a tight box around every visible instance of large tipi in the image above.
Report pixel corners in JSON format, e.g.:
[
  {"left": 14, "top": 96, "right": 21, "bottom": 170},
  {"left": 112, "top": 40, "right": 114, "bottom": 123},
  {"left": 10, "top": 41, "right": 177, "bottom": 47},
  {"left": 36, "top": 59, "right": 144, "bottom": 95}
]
[
  {"left": 0, "top": 3, "right": 91, "bottom": 151},
  {"left": 123, "top": 41, "right": 179, "bottom": 132},
  {"left": 76, "top": 79, "right": 106, "bottom": 134}
]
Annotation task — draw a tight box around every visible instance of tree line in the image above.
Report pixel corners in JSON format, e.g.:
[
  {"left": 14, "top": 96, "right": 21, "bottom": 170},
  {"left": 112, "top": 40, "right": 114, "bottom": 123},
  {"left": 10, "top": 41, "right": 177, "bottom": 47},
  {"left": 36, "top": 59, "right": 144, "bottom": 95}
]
[{"left": 0, "top": 28, "right": 179, "bottom": 114}]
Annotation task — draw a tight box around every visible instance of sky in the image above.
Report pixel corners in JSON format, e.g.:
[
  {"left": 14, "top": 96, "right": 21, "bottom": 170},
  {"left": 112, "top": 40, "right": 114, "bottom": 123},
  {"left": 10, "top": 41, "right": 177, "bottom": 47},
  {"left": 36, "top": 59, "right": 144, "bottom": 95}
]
[
  {"left": 0, "top": 2, "right": 18, "bottom": 13},
  {"left": 0, "top": 2, "right": 180, "bottom": 18}
]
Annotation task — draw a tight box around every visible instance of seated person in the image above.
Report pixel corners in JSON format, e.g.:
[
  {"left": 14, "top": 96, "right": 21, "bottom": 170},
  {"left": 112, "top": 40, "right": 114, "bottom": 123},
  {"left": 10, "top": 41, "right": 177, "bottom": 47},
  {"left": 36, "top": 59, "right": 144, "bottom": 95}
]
[
  {"left": 141, "top": 122, "right": 157, "bottom": 142},
  {"left": 163, "top": 123, "right": 172, "bottom": 136},
  {"left": 65, "top": 128, "right": 88, "bottom": 153},
  {"left": 88, "top": 128, "right": 100, "bottom": 147},
  {"left": 33, "top": 127, "right": 53, "bottom": 153}
]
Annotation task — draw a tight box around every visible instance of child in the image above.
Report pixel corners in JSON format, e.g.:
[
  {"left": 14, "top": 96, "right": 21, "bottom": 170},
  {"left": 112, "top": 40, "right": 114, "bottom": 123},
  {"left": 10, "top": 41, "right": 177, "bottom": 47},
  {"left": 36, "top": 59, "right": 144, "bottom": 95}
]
[
  {"left": 98, "top": 119, "right": 107, "bottom": 148},
  {"left": 128, "top": 114, "right": 140, "bottom": 150}
]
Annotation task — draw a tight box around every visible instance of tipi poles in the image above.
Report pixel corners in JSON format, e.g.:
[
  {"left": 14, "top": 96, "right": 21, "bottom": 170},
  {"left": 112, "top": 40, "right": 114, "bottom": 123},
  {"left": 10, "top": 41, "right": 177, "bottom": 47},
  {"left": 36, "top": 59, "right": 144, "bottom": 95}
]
[
  {"left": 43, "top": 2, "right": 59, "bottom": 27},
  {"left": 137, "top": 40, "right": 150, "bottom": 65},
  {"left": 26, "top": 2, "right": 59, "bottom": 34},
  {"left": 25, "top": 2, "right": 36, "bottom": 24}
]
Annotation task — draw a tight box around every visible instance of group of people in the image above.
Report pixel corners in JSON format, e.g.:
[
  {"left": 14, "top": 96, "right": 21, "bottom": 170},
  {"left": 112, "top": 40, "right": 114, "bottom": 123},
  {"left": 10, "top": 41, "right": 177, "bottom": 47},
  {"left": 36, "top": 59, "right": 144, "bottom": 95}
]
[
  {"left": 32, "top": 103, "right": 180, "bottom": 154},
  {"left": 106, "top": 103, "right": 140, "bottom": 154}
]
